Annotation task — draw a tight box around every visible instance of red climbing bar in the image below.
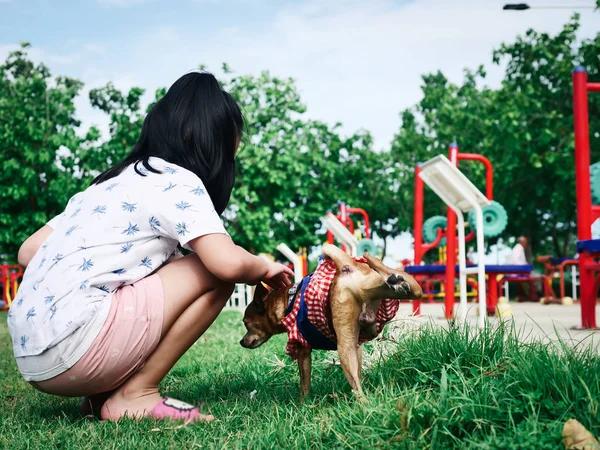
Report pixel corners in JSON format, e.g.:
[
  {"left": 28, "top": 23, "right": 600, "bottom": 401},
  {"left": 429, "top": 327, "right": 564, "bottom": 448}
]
[
  {"left": 444, "top": 143, "right": 459, "bottom": 319},
  {"left": 412, "top": 164, "right": 424, "bottom": 315},
  {"left": 345, "top": 207, "right": 371, "bottom": 238},
  {"left": 457, "top": 153, "right": 494, "bottom": 200}
]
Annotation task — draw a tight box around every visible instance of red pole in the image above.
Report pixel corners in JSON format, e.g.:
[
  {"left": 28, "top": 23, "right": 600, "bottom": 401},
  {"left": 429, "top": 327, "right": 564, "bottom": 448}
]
[
  {"left": 414, "top": 165, "right": 424, "bottom": 265},
  {"left": 573, "top": 66, "right": 596, "bottom": 328},
  {"left": 457, "top": 153, "right": 494, "bottom": 200},
  {"left": 574, "top": 67, "right": 592, "bottom": 242},
  {"left": 412, "top": 164, "right": 425, "bottom": 315},
  {"left": 444, "top": 143, "right": 459, "bottom": 320},
  {"left": 346, "top": 207, "right": 371, "bottom": 238}
]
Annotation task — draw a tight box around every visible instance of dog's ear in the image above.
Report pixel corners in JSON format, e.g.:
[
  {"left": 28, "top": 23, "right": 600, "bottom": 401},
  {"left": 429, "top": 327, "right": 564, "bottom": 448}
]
[{"left": 252, "top": 283, "right": 269, "bottom": 311}]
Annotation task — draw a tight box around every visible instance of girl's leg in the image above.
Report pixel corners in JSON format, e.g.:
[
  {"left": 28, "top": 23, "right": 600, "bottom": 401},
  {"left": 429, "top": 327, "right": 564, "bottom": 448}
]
[{"left": 100, "top": 253, "right": 235, "bottom": 421}]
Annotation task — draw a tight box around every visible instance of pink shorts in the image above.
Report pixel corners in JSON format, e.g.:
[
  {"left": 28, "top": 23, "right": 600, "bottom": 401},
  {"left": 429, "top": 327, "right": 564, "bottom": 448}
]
[{"left": 33, "top": 275, "right": 164, "bottom": 397}]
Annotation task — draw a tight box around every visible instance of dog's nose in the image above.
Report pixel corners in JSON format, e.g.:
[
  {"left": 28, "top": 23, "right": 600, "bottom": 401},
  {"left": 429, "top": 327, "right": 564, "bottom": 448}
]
[{"left": 239, "top": 339, "right": 246, "bottom": 348}]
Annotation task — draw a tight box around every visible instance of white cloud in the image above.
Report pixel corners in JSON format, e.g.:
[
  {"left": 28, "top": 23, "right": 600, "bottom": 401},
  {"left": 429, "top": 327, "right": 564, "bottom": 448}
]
[
  {"left": 118, "top": 0, "right": 598, "bottom": 151},
  {"left": 83, "top": 44, "right": 107, "bottom": 55},
  {"left": 154, "top": 26, "right": 180, "bottom": 43},
  {"left": 0, "top": 43, "right": 82, "bottom": 66},
  {"left": 5, "top": 0, "right": 597, "bottom": 155},
  {"left": 45, "top": 51, "right": 80, "bottom": 65},
  {"left": 0, "top": 43, "right": 44, "bottom": 65},
  {"left": 0, "top": 44, "right": 18, "bottom": 61}
]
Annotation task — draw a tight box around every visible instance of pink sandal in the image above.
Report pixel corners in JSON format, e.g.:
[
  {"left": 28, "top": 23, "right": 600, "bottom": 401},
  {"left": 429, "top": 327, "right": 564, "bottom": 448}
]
[{"left": 147, "top": 397, "right": 213, "bottom": 424}]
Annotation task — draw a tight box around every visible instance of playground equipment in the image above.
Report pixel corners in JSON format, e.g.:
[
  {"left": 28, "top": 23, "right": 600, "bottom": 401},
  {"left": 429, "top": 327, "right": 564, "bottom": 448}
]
[
  {"left": 276, "top": 243, "right": 306, "bottom": 284},
  {"left": 572, "top": 66, "right": 600, "bottom": 329},
  {"left": 417, "top": 154, "right": 489, "bottom": 326},
  {"left": 536, "top": 255, "right": 579, "bottom": 303},
  {"left": 323, "top": 213, "right": 358, "bottom": 256},
  {"left": 467, "top": 201, "right": 508, "bottom": 238},
  {"left": 324, "top": 203, "right": 379, "bottom": 257},
  {"left": 226, "top": 283, "right": 255, "bottom": 310},
  {"left": 323, "top": 202, "right": 379, "bottom": 256},
  {"left": 407, "top": 143, "right": 537, "bottom": 320},
  {"left": 1, "top": 264, "right": 22, "bottom": 311}
]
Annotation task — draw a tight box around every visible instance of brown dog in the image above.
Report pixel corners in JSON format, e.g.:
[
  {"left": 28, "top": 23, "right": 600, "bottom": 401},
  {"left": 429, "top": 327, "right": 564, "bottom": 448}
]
[{"left": 240, "top": 244, "right": 422, "bottom": 399}]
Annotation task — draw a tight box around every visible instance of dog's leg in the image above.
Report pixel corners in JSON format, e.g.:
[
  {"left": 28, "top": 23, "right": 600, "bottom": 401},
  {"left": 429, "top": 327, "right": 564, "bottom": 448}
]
[
  {"left": 357, "top": 345, "right": 363, "bottom": 381},
  {"left": 297, "top": 347, "right": 312, "bottom": 402},
  {"left": 335, "top": 328, "right": 363, "bottom": 396},
  {"left": 331, "top": 298, "right": 364, "bottom": 396}
]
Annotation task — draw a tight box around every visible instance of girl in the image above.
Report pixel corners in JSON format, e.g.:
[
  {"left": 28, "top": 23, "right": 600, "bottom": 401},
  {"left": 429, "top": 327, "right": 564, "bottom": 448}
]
[{"left": 8, "top": 72, "right": 294, "bottom": 424}]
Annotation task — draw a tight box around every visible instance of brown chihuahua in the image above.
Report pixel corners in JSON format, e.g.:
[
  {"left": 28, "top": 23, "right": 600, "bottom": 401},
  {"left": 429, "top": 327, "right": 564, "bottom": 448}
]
[{"left": 240, "top": 244, "right": 422, "bottom": 400}]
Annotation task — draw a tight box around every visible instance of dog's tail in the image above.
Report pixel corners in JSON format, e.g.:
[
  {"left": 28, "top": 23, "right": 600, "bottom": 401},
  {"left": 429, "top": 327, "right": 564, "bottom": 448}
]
[{"left": 321, "top": 244, "right": 355, "bottom": 271}]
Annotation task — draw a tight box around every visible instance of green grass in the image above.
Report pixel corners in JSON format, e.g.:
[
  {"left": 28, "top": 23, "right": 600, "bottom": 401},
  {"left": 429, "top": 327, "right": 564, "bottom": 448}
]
[{"left": 1, "top": 311, "right": 599, "bottom": 449}]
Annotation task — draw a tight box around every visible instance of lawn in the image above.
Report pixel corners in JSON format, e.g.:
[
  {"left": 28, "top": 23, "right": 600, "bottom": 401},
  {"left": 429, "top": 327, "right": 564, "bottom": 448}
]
[{"left": 1, "top": 310, "right": 599, "bottom": 449}]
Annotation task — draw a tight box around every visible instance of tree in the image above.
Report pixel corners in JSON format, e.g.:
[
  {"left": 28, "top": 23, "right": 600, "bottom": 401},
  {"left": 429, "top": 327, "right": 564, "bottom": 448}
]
[
  {"left": 390, "top": 14, "right": 600, "bottom": 257},
  {"left": 76, "top": 83, "right": 149, "bottom": 181},
  {"left": 0, "top": 43, "right": 87, "bottom": 261},
  {"left": 223, "top": 71, "right": 384, "bottom": 254},
  {"left": 492, "top": 14, "right": 599, "bottom": 256}
]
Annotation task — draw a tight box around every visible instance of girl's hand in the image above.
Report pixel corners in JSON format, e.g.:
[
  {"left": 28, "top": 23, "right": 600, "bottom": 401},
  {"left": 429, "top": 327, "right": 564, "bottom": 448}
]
[{"left": 263, "top": 261, "right": 294, "bottom": 289}]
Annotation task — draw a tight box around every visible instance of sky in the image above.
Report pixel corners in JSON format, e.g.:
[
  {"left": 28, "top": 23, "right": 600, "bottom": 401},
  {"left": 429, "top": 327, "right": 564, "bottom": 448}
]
[{"left": 1, "top": 0, "right": 598, "bottom": 262}]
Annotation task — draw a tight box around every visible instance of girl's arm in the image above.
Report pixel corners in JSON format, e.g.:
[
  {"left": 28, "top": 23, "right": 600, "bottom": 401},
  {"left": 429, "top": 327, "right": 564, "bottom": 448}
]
[
  {"left": 18, "top": 225, "right": 54, "bottom": 268},
  {"left": 189, "top": 234, "right": 293, "bottom": 288}
]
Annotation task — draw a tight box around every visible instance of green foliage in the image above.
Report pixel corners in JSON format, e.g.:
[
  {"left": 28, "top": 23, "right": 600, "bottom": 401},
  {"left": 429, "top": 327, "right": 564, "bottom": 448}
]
[
  {"left": 78, "top": 83, "right": 147, "bottom": 179},
  {"left": 1, "top": 310, "right": 599, "bottom": 448},
  {"left": 220, "top": 71, "right": 399, "bottom": 253},
  {"left": 0, "top": 43, "right": 86, "bottom": 260},
  {"left": 0, "top": 49, "right": 399, "bottom": 258},
  {"left": 2, "top": 13, "right": 599, "bottom": 260},
  {"left": 391, "top": 14, "right": 600, "bottom": 256}
]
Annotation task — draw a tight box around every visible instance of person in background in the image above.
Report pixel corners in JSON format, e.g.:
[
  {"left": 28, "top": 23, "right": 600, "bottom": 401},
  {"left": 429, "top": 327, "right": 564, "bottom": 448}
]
[{"left": 504, "top": 236, "right": 528, "bottom": 265}]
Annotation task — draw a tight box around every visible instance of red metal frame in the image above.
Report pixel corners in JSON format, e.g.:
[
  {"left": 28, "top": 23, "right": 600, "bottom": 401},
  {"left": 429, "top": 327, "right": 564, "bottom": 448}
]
[
  {"left": 536, "top": 256, "right": 579, "bottom": 300},
  {"left": 413, "top": 165, "right": 424, "bottom": 265},
  {"left": 411, "top": 67, "right": 600, "bottom": 325},
  {"left": 444, "top": 145, "right": 459, "bottom": 319},
  {"left": 413, "top": 143, "right": 495, "bottom": 318},
  {"left": 1, "top": 264, "right": 23, "bottom": 311},
  {"left": 573, "top": 66, "right": 599, "bottom": 329},
  {"left": 326, "top": 203, "right": 372, "bottom": 246}
]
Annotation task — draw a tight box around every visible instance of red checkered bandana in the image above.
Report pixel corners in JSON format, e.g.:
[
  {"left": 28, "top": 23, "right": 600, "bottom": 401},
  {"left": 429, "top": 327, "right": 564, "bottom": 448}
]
[{"left": 281, "top": 257, "right": 400, "bottom": 359}]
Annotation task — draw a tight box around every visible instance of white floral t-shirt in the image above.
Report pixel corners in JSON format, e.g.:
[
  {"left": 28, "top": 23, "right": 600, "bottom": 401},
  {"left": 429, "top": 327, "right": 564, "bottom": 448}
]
[{"left": 7, "top": 157, "right": 228, "bottom": 380}]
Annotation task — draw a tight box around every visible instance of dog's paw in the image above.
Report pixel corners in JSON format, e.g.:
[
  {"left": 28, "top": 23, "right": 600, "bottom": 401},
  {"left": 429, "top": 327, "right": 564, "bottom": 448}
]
[
  {"left": 352, "top": 390, "right": 367, "bottom": 403},
  {"left": 386, "top": 274, "right": 413, "bottom": 296}
]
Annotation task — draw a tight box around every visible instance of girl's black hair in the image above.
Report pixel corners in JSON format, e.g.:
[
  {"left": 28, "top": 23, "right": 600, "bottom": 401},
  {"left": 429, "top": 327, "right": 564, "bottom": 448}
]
[{"left": 92, "top": 72, "right": 243, "bottom": 215}]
